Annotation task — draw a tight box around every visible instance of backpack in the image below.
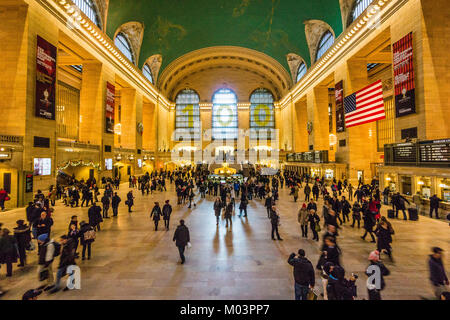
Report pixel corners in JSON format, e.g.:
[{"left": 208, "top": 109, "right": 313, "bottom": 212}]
[
  {"left": 53, "top": 242, "right": 62, "bottom": 257},
  {"left": 83, "top": 228, "right": 96, "bottom": 241}
]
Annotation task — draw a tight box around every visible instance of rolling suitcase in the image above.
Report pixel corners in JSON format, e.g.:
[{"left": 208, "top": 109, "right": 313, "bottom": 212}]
[
  {"left": 388, "top": 209, "right": 395, "bottom": 219},
  {"left": 408, "top": 208, "right": 419, "bottom": 221}
]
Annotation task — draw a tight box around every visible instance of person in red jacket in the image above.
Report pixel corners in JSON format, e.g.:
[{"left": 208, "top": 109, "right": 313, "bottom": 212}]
[{"left": 0, "top": 188, "right": 9, "bottom": 211}]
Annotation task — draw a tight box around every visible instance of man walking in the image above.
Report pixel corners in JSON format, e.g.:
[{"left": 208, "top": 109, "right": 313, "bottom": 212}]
[
  {"left": 288, "top": 249, "right": 315, "bottom": 300},
  {"left": 162, "top": 200, "right": 172, "bottom": 231},
  {"left": 270, "top": 206, "right": 283, "bottom": 241},
  {"left": 428, "top": 247, "right": 449, "bottom": 299},
  {"left": 173, "top": 220, "right": 190, "bottom": 264},
  {"left": 111, "top": 192, "right": 121, "bottom": 217}
]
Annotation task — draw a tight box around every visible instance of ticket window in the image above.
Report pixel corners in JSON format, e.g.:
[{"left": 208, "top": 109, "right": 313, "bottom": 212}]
[
  {"left": 417, "top": 177, "right": 432, "bottom": 199},
  {"left": 438, "top": 179, "right": 450, "bottom": 202},
  {"left": 325, "top": 169, "right": 334, "bottom": 180},
  {"left": 400, "top": 176, "right": 412, "bottom": 196}
]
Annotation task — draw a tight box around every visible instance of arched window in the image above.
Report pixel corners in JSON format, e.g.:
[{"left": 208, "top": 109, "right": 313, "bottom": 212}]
[
  {"left": 212, "top": 88, "right": 238, "bottom": 140},
  {"left": 351, "top": 0, "right": 372, "bottom": 23},
  {"left": 296, "top": 62, "right": 307, "bottom": 83},
  {"left": 142, "top": 64, "right": 153, "bottom": 84},
  {"left": 316, "top": 31, "right": 334, "bottom": 61},
  {"left": 250, "top": 89, "right": 275, "bottom": 140},
  {"left": 72, "top": 0, "right": 102, "bottom": 29},
  {"left": 114, "top": 32, "right": 134, "bottom": 64},
  {"left": 175, "top": 89, "right": 201, "bottom": 141}
]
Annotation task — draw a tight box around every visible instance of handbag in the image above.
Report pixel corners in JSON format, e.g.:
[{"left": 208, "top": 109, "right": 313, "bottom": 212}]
[
  {"left": 307, "top": 289, "right": 318, "bottom": 300},
  {"left": 315, "top": 223, "right": 321, "bottom": 232}
]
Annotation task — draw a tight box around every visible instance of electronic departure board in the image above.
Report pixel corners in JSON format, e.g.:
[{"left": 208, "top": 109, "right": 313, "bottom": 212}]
[
  {"left": 286, "top": 151, "right": 329, "bottom": 164},
  {"left": 385, "top": 139, "right": 450, "bottom": 167},
  {"left": 393, "top": 143, "right": 417, "bottom": 163},
  {"left": 419, "top": 139, "right": 450, "bottom": 163}
]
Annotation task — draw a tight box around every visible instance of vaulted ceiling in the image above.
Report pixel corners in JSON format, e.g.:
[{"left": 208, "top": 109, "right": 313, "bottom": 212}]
[{"left": 106, "top": 0, "right": 343, "bottom": 75}]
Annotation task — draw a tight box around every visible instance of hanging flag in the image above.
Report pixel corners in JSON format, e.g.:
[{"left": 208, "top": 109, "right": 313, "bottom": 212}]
[{"left": 344, "top": 80, "right": 385, "bottom": 128}]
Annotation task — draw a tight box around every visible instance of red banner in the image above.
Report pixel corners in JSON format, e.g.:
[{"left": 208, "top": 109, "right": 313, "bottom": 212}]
[
  {"left": 393, "top": 32, "right": 415, "bottom": 117},
  {"left": 36, "top": 36, "right": 57, "bottom": 120},
  {"left": 335, "top": 80, "right": 345, "bottom": 132},
  {"left": 105, "top": 82, "right": 115, "bottom": 134}
]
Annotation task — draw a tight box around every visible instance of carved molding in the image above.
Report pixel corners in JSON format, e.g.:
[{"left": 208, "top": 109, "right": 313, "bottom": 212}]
[
  {"left": 286, "top": 53, "right": 307, "bottom": 83},
  {"left": 339, "top": 0, "right": 356, "bottom": 30},
  {"left": 92, "top": 0, "right": 109, "bottom": 31},
  {"left": 304, "top": 20, "right": 335, "bottom": 64},
  {"left": 143, "top": 54, "right": 163, "bottom": 84},
  {"left": 114, "top": 21, "right": 145, "bottom": 66}
]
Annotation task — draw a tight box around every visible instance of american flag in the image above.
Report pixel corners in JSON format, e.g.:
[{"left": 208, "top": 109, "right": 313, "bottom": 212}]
[{"left": 344, "top": 80, "right": 385, "bottom": 128}]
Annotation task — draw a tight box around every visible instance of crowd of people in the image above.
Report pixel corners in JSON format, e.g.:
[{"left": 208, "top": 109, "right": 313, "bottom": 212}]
[{"left": 0, "top": 167, "right": 448, "bottom": 301}]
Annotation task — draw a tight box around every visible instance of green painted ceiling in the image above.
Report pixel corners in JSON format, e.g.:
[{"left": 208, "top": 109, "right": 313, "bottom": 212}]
[{"left": 106, "top": 0, "right": 343, "bottom": 74}]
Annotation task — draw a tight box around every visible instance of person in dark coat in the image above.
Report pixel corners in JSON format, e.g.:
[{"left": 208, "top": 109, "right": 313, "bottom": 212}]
[
  {"left": 79, "top": 221, "right": 95, "bottom": 260},
  {"left": 173, "top": 220, "right": 190, "bottom": 264},
  {"left": 308, "top": 210, "right": 320, "bottom": 241},
  {"left": 392, "top": 192, "right": 409, "bottom": 220},
  {"left": 36, "top": 211, "right": 53, "bottom": 237},
  {"left": 428, "top": 247, "right": 449, "bottom": 298},
  {"left": 375, "top": 220, "right": 394, "bottom": 261},
  {"left": 264, "top": 194, "right": 273, "bottom": 218},
  {"left": 288, "top": 249, "right": 315, "bottom": 300},
  {"left": 50, "top": 235, "right": 76, "bottom": 293},
  {"left": 351, "top": 201, "right": 361, "bottom": 228},
  {"left": 13, "top": 220, "right": 31, "bottom": 267},
  {"left": 320, "top": 236, "right": 341, "bottom": 267},
  {"left": 162, "top": 200, "right": 173, "bottom": 231},
  {"left": 101, "top": 194, "right": 110, "bottom": 219},
  {"left": 270, "top": 206, "right": 283, "bottom": 241},
  {"left": 429, "top": 195, "right": 442, "bottom": 219},
  {"left": 0, "top": 228, "right": 19, "bottom": 277},
  {"left": 341, "top": 196, "right": 351, "bottom": 223},
  {"left": 150, "top": 202, "right": 162, "bottom": 231},
  {"left": 68, "top": 215, "right": 78, "bottom": 232},
  {"left": 224, "top": 201, "right": 233, "bottom": 228},
  {"left": 111, "top": 192, "right": 121, "bottom": 217},
  {"left": 126, "top": 191, "right": 134, "bottom": 212},
  {"left": 67, "top": 223, "right": 80, "bottom": 256},
  {"left": 361, "top": 209, "right": 376, "bottom": 242},
  {"left": 213, "top": 198, "right": 222, "bottom": 225},
  {"left": 326, "top": 265, "right": 357, "bottom": 300},
  {"left": 239, "top": 195, "right": 248, "bottom": 217},
  {"left": 88, "top": 203, "right": 103, "bottom": 231},
  {"left": 25, "top": 202, "right": 35, "bottom": 224}
]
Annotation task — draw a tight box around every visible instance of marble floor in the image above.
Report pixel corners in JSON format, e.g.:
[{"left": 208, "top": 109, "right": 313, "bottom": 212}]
[{"left": 0, "top": 183, "right": 448, "bottom": 300}]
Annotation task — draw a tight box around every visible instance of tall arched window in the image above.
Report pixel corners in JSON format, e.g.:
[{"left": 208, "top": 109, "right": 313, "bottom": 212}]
[
  {"left": 115, "top": 32, "right": 134, "bottom": 64},
  {"left": 142, "top": 64, "right": 153, "bottom": 84},
  {"left": 351, "top": 0, "right": 372, "bottom": 23},
  {"left": 175, "top": 89, "right": 201, "bottom": 141},
  {"left": 212, "top": 88, "right": 238, "bottom": 140},
  {"left": 73, "top": 0, "right": 102, "bottom": 29},
  {"left": 296, "top": 62, "right": 307, "bottom": 83},
  {"left": 250, "top": 89, "right": 275, "bottom": 140},
  {"left": 316, "top": 31, "right": 334, "bottom": 61}
]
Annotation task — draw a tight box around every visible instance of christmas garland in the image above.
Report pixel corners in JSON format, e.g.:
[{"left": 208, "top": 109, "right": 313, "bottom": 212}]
[{"left": 57, "top": 160, "right": 101, "bottom": 171}]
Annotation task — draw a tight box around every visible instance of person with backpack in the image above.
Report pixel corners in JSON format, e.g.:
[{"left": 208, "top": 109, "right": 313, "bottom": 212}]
[
  {"left": 150, "top": 202, "right": 162, "bottom": 231},
  {"left": 392, "top": 192, "right": 409, "bottom": 220},
  {"left": 79, "top": 221, "right": 95, "bottom": 260},
  {"left": 173, "top": 220, "right": 190, "bottom": 264},
  {"left": 36, "top": 233, "right": 59, "bottom": 291},
  {"left": 351, "top": 201, "right": 362, "bottom": 228},
  {"left": 126, "top": 191, "right": 134, "bottom": 212},
  {"left": 288, "top": 249, "right": 315, "bottom": 300}
]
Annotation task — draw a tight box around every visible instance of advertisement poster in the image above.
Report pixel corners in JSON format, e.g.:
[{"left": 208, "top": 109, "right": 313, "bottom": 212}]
[
  {"left": 36, "top": 36, "right": 57, "bottom": 120},
  {"left": 393, "top": 32, "right": 415, "bottom": 117},
  {"left": 33, "top": 158, "right": 52, "bottom": 176},
  {"left": 335, "top": 80, "right": 345, "bottom": 132},
  {"left": 105, "top": 82, "right": 115, "bottom": 133}
]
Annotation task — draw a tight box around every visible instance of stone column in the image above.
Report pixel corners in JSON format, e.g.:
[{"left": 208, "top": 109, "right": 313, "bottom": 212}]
[{"left": 307, "top": 86, "right": 329, "bottom": 151}]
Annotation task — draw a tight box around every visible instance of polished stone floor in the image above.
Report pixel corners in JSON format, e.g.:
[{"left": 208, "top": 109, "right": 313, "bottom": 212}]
[{"left": 0, "top": 183, "right": 448, "bottom": 300}]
